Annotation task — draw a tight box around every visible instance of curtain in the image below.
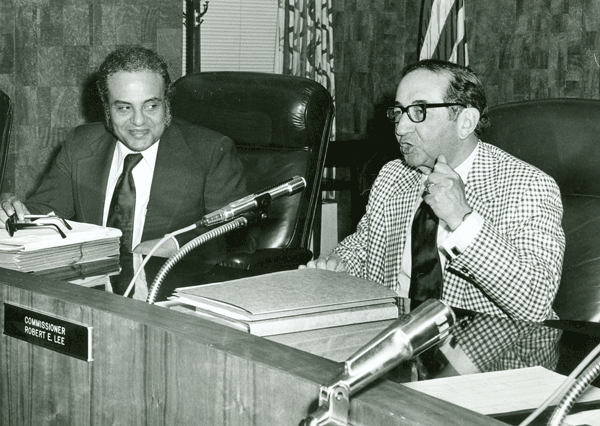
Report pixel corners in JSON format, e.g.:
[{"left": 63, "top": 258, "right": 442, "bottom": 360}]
[
  {"left": 275, "top": 0, "right": 335, "bottom": 138},
  {"left": 418, "top": 0, "right": 469, "bottom": 66}
]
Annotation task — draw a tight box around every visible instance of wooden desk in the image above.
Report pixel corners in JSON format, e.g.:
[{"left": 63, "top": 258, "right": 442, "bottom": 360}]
[{"left": 0, "top": 268, "right": 503, "bottom": 425}]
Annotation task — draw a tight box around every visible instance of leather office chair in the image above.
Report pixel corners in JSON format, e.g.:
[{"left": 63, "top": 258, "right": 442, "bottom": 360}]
[
  {"left": 479, "top": 98, "right": 600, "bottom": 322},
  {"left": 170, "top": 72, "right": 334, "bottom": 274},
  {"left": 0, "top": 89, "right": 12, "bottom": 191}
]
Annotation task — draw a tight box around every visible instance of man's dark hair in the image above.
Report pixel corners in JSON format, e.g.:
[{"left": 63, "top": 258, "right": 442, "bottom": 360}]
[
  {"left": 400, "top": 59, "right": 490, "bottom": 135},
  {"left": 96, "top": 46, "right": 174, "bottom": 128}
]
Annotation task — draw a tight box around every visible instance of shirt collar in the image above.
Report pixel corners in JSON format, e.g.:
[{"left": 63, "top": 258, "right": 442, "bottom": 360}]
[
  {"left": 115, "top": 140, "right": 160, "bottom": 167},
  {"left": 419, "top": 142, "right": 479, "bottom": 184},
  {"left": 454, "top": 141, "right": 479, "bottom": 184}
]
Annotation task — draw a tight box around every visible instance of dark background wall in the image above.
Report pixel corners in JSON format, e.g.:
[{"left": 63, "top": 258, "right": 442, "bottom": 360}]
[
  {"left": 333, "top": 0, "right": 600, "bottom": 143},
  {"left": 1, "top": 0, "right": 600, "bottom": 198},
  {"left": 0, "top": 0, "right": 182, "bottom": 197}
]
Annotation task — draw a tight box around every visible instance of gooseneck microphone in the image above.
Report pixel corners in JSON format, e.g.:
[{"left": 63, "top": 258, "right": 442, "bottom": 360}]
[
  {"left": 144, "top": 176, "right": 306, "bottom": 302},
  {"left": 197, "top": 176, "right": 306, "bottom": 227},
  {"left": 301, "top": 299, "right": 455, "bottom": 426}
]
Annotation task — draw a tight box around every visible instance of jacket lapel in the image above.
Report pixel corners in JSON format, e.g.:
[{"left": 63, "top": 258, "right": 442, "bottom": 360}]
[
  {"left": 381, "top": 164, "right": 421, "bottom": 285},
  {"left": 143, "top": 124, "right": 195, "bottom": 239},
  {"left": 383, "top": 164, "right": 421, "bottom": 236},
  {"left": 465, "top": 143, "right": 497, "bottom": 221},
  {"left": 76, "top": 131, "right": 115, "bottom": 224}
]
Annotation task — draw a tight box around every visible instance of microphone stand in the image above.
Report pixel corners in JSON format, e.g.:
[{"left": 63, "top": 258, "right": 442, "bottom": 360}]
[
  {"left": 146, "top": 194, "right": 271, "bottom": 305},
  {"left": 300, "top": 299, "right": 455, "bottom": 426}
]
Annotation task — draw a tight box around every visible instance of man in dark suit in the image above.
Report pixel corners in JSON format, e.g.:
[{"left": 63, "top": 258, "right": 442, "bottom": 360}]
[{"left": 0, "top": 46, "right": 251, "bottom": 296}]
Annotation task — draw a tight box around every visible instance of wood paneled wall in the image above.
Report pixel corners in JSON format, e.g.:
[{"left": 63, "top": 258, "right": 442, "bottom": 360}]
[
  {"left": 2, "top": 0, "right": 600, "bottom": 196},
  {"left": 334, "top": 0, "right": 600, "bottom": 141},
  {"left": 0, "top": 0, "right": 182, "bottom": 197}
]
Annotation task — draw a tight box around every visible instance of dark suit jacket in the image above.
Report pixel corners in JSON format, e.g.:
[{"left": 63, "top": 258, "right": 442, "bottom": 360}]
[{"left": 26, "top": 119, "right": 249, "bottom": 266}]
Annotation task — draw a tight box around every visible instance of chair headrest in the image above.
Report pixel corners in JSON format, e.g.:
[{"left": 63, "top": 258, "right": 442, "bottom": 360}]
[
  {"left": 480, "top": 98, "right": 600, "bottom": 196},
  {"left": 171, "top": 72, "right": 333, "bottom": 150}
]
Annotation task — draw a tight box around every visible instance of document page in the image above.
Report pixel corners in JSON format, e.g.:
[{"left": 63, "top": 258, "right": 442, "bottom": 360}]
[{"left": 402, "top": 366, "right": 600, "bottom": 416}]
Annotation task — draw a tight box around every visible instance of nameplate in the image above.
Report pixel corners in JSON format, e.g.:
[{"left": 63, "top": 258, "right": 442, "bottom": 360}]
[{"left": 3, "top": 303, "right": 93, "bottom": 361}]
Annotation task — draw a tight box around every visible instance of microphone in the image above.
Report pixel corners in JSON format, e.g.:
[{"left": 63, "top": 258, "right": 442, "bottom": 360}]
[
  {"left": 198, "top": 176, "right": 306, "bottom": 227},
  {"left": 301, "top": 299, "right": 455, "bottom": 426}
]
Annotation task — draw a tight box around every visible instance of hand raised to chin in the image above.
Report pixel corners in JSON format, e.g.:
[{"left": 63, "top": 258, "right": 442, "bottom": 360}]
[{"left": 423, "top": 155, "right": 472, "bottom": 231}]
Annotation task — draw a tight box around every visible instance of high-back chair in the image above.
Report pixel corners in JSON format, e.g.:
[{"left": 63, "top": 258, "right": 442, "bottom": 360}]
[
  {"left": 0, "top": 89, "right": 12, "bottom": 191},
  {"left": 171, "top": 72, "right": 334, "bottom": 274},
  {"left": 479, "top": 98, "right": 600, "bottom": 322}
]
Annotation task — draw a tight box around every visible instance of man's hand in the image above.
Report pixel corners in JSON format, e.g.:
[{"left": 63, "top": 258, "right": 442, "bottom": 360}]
[
  {"left": 299, "top": 253, "right": 348, "bottom": 272},
  {"left": 0, "top": 193, "right": 30, "bottom": 225},
  {"left": 425, "top": 155, "right": 472, "bottom": 230}
]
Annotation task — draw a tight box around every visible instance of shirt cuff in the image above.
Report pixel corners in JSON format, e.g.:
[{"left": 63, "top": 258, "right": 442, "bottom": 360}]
[{"left": 440, "top": 211, "right": 484, "bottom": 259}]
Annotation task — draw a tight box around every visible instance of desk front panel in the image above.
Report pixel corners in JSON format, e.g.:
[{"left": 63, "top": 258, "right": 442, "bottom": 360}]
[{"left": 0, "top": 267, "right": 501, "bottom": 426}]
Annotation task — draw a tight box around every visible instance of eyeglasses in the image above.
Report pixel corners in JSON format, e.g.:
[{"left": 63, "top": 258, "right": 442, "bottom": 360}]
[
  {"left": 386, "top": 103, "right": 466, "bottom": 124},
  {"left": 5, "top": 214, "right": 71, "bottom": 239}
]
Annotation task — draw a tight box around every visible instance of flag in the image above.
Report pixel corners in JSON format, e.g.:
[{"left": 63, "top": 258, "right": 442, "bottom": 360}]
[{"left": 418, "top": 0, "right": 468, "bottom": 66}]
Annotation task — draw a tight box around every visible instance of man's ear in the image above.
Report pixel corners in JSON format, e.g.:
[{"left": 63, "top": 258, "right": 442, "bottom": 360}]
[{"left": 456, "top": 107, "right": 480, "bottom": 139}]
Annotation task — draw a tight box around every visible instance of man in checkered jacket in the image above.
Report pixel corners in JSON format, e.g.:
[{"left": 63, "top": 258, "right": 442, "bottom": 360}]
[{"left": 303, "top": 59, "right": 565, "bottom": 323}]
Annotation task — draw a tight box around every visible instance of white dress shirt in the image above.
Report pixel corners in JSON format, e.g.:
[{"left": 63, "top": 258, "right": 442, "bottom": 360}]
[
  {"left": 103, "top": 141, "right": 160, "bottom": 300},
  {"left": 103, "top": 141, "right": 160, "bottom": 248}
]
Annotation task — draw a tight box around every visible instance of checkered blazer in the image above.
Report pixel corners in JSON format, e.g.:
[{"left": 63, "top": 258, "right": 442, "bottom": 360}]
[
  {"left": 451, "top": 312, "right": 561, "bottom": 372},
  {"left": 334, "top": 142, "right": 565, "bottom": 322}
]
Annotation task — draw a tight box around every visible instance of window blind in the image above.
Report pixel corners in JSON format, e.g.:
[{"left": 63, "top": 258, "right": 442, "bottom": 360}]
[{"left": 199, "top": 0, "right": 278, "bottom": 73}]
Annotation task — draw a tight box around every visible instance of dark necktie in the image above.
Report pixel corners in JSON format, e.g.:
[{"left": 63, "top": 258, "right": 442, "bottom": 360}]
[
  {"left": 409, "top": 199, "right": 443, "bottom": 310},
  {"left": 107, "top": 153, "right": 143, "bottom": 296},
  {"left": 409, "top": 199, "right": 446, "bottom": 378}
]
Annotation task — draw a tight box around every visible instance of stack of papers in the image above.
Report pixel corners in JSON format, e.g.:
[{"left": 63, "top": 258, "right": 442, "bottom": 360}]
[
  {"left": 35, "top": 257, "right": 120, "bottom": 282},
  {"left": 0, "top": 220, "right": 121, "bottom": 273},
  {"left": 165, "top": 269, "right": 399, "bottom": 336}
]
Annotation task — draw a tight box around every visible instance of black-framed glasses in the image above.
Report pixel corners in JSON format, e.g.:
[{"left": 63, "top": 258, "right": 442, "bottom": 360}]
[
  {"left": 386, "top": 103, "right": 466, "bottom": 124},
  {"left": 5, "top": 214, "right": 71, "bottom": 239}
]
